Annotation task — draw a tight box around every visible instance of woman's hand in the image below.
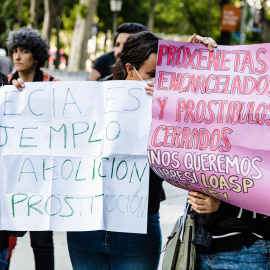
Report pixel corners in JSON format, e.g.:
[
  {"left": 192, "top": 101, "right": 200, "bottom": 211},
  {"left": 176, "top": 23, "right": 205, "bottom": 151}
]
[
  {"left": 12, "top": 78, "right": 25, "bottom": 91},
  {"left": 188, "top": 34, "right": 217, "bottom": 51},
  {"left": 188, "top": 191, "right": 221, "bottom": 214},
  {"left": 145, "top": 80, "right": 154, "bottom": 96}
]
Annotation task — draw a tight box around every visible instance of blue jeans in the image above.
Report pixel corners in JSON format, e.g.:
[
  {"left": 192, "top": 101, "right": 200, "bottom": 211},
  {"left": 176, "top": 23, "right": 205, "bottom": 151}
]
[
  {"left": 0, "top": 248, "right": 8, "bottom": 270},
  {"left": 67, "top": 213, "right": 161, "bottom": 270},
  {"left": 196, "top": 239, "right": 270, "bottom": 270}
]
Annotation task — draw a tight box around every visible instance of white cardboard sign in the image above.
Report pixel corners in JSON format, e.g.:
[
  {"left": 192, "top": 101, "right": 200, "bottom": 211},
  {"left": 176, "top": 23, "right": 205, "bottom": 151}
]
[{"left": 0, "top": 80, "right": 151, "bottom": 233}]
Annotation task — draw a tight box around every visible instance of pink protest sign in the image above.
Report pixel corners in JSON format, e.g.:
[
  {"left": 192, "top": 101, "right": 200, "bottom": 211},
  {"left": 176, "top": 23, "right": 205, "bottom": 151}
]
[{"left": 148, "top": 40, "right": 270, "bottom": 215}]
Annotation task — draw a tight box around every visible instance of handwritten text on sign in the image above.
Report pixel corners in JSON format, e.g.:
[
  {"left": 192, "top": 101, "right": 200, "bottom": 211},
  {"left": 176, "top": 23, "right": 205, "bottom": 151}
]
[
  {"left": 0, "top": 80, "right": 151, "bottom": 232},
  {"left": 148, "top": 41, "right": 270, "bottom": 215}
]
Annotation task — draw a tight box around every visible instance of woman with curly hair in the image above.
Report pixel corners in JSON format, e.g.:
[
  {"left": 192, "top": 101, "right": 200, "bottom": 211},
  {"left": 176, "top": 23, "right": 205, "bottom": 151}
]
[
  {"left": 6, "top": 28, "right": 58, "bottom": 270},
  {"left": 7, "top": 28, "right": 59, "bottom": 89}
]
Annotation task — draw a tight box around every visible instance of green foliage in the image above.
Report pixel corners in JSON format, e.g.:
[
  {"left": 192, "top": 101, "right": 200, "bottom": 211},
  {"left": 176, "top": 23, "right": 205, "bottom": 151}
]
[
  {"left": 97, "top": 0, "right": 148, "bottom": 32},
  {"left": 0, "top": 0, "right": 268, "bottom": 53},
  {"left": 153, "top": 0, "right": 223, "bottom": 39},
  {"left": 78, "top": 4, "right": 88, "bottom": 19},
  {"left": 0, "top": 0, "right": 30, "bottom": 49},
  {"left": 62, "top": 1, "right": 79, "bottom": 31},
  {"left": 96, "top": 0, "right": 225, "bottom": 41}
]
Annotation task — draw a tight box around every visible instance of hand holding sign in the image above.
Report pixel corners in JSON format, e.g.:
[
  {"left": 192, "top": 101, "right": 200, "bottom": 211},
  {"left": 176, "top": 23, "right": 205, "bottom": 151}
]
[
  {"left": 11, "top": 77, "right": 25, "bottom": 91},
  {"left": 188, "top": 34, "right": 217, "bottom": 51},
  {"left": 188, "top": 191, "right": 221, "bottom": 214}
]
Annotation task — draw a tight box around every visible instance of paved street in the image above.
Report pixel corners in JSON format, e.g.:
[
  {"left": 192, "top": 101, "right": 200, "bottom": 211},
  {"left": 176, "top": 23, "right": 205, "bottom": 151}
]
[{"left": 9, "top": 182, "right": 187, "bottom": 270}]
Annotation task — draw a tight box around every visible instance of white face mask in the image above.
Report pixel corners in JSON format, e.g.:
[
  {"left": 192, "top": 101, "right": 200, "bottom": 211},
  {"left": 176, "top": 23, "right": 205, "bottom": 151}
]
[
  {"left": 132, "top": 65, "right": 144, "bottom": 81},
  {"left": 132, "top": 65, "right": 155, "bottom": 82}
]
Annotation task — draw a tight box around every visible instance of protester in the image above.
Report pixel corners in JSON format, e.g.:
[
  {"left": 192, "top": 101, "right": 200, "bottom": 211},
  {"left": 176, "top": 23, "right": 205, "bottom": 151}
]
[
  {"left": 188, "top": 189, "right": 270, "bottom": 269},
  {"left": 0, "top": 71, "right": 11, "bottom": 270},
  {"left": 115, "top": 31, "right": 270, "bottom": 270},
  {"left": 88, "top": 50, "right": 114, "bottom": 81},
  {"left": 67, "top": 31, "right": 217, "bottom": 270},
  {"left": 88, "top": 22, "right": 148, "bottom": 81},
  {"left": 0, "top": 48, "right": 13, "bottom": 75},
  {"left": 11, "top": 29, "right": 216, "bottom": 269},
  {"left": 6, "top": 28, "right": 59, "bottom": 270}
]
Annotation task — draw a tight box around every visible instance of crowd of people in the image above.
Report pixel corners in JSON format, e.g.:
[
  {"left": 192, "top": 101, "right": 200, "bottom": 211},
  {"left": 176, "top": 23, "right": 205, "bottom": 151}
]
[{"left": 0, "top": 22, "right": 269, "bottom": 270}]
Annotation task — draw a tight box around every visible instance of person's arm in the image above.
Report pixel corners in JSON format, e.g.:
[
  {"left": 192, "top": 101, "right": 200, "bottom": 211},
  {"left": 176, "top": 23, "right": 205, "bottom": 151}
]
[
  {"left": 188, "top": 191, "right": 263, "bottom": 219},
  {"left": 88, "top": 68, "right": 102, "bottom": 81},
  {"left": 188, "top": 34, "right": 217, "bottom": 51}
]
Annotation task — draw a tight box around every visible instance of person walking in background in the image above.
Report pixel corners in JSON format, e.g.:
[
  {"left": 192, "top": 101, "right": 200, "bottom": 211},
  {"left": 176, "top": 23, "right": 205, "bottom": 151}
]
[
  {"left": 88, "top": 22, "right": 148, "bottom": 81},
  {"left": 6, "top": 28, "right": 59, "bottom": 270},
  {"left": 0, "top": 49, "right": 13, "bottom": 75}
]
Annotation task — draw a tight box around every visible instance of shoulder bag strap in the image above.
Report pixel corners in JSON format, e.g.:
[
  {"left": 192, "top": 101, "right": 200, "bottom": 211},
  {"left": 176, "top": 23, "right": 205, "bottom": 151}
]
[{"left": 180, "top": 193, "right": 190, "bottom": 242}]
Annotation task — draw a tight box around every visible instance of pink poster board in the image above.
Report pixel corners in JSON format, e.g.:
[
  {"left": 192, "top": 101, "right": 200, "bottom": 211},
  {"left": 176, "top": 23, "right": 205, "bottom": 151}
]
[{"left": 148, "top": 40, "right": 270, "bottom": 215}]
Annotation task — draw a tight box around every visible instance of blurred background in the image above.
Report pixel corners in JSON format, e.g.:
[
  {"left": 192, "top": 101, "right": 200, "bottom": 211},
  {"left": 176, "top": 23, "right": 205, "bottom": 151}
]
[{"left": 0, "top": 0, "right": 269, "bottom": 74}]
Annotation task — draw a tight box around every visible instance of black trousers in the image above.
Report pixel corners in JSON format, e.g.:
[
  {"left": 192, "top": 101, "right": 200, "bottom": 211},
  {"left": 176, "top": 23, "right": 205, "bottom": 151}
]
[{"left": 30, "top": 231, "right": 54, "bottom": 270}]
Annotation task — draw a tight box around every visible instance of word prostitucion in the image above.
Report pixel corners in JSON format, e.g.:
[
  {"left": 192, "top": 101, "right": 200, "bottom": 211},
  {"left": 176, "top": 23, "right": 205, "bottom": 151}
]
[
  {"left": 148, "top": 41, "right": 270, "bottom": 215},
  {"left": 0, "top": 80, "right": 152, "bottom": 233}
]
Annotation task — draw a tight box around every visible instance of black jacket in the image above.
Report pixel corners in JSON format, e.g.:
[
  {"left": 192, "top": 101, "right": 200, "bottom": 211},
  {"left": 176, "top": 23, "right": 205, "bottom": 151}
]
[{"left": 194, "top": 202, "right": 270, "bottom": 253}]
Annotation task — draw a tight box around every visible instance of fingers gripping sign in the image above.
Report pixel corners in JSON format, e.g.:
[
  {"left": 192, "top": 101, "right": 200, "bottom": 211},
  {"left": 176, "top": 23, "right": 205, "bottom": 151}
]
[
  {"left": 144, "top": 81, "right": 155, "bottom": 96},
  {"left": 188, "top": 191, "right": 221, "bottom": 214},
  {"left": 188, "top": 33, "right": 217, "bottom": 51},
  {"left": 12, "top": 78, "right": 25, "bottom": 91}
]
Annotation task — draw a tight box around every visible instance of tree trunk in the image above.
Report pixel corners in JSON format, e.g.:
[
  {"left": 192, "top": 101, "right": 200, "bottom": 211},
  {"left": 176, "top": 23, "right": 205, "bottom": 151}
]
[
  {"left": 17, "top": 0, "right": 23, "bottom": 27},
  {"left": 42, "top": 0, "right": 58, "bottom": 40},
  {"left": 30, "top": 0, "right": 41, "bottom": 28},
  {"left": 262, "top": 19, "right": 270, "bottom": 42},
  {"left": 147, "top": 2, "right": 155, "bottom": 31},
  {"left": 68, "top": 0, "right": 98, "bottom": 71}
]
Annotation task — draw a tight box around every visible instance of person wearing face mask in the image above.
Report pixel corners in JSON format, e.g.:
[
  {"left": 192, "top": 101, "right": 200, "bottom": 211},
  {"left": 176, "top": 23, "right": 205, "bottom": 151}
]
[
  {"left": 88, "top": 22, "right": 148, "bottom": 81},
  {"left": 6, "top": 28, "right": 59, "bottom": 270},
  {"left": 120, "top": 32, "right": 270, "bottom": 270},
  {"left": 67, "top": 31, "right": 217, "bottom": 270},
  {"left": 11, "top": 30, "right": 217, "bottom": 269}
]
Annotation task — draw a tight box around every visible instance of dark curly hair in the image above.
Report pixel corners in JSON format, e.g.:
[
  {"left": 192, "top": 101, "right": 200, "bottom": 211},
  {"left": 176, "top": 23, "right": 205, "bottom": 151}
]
[
  {"left": 113, "top": 23, "right": 148, "bottom": 46},
  {"left": 6, "top": 28, "right": 49, "bottom": 68},
  {"left": 113, "top": 31, "right": 162, "bottom": 80}
]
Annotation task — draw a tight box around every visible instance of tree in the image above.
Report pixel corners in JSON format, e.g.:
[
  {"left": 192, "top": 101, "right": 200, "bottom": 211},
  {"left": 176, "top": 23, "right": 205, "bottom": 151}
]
[
  {"left": 42, "top": 0, "right": 63, "bottom": 41},
  {"left": 97, "top": 0, "right": 149, "bottom": 33},
  {"left": 68, "top": 0, "right": 98, "bottom": 71},
  {"left": 146, "top": 0, "right": 160, "bottom": 31},
  {"left": 30, "top": 0, "right": 41, "bottom": 28},
  {"left": 0, "top": 0, "right": 30, "bottom": 49}
]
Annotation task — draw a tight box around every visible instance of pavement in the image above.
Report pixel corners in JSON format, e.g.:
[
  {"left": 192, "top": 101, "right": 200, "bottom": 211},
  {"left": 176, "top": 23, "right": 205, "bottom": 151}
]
[
  {"left": 43, "top": 68, "right": 89, "bottom": 81},
  {"left": 9, "top": 182, "right": 187, "bottom": 270},
  {"left": 9, "top": 69, "right": 188, "bottom": 269}
]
